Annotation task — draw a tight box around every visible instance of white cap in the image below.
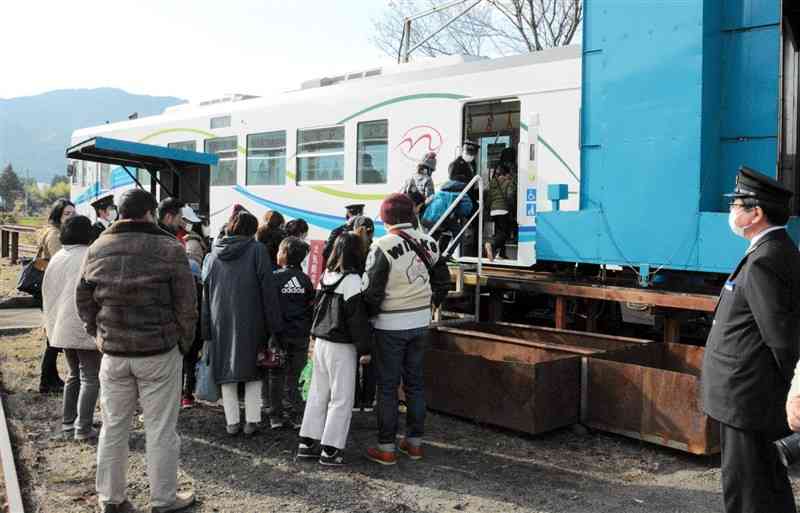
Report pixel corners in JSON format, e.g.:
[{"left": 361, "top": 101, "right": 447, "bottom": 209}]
[{"left": 181, "top": 205, "right": 201, "bottom": 223}]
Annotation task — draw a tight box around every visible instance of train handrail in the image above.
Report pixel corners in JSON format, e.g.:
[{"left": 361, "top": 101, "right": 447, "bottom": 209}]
[
  {"left": 426, "top": 174, "right": 481, "bottom": 236},
  {"left": 424, "top": 174, "right": 484, "bottom": 321}
]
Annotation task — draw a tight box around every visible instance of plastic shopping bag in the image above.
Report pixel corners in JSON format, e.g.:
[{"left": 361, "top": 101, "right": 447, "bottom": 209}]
[
  {"left": 194, "top": 342, "right": 220, "bottom": 403},
  {"left": 299, "top": 359, "right": 313, "bottom": 402}
]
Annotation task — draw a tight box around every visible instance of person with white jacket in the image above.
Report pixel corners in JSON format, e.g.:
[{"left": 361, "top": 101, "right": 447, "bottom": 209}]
[
  {"left": 42, "top": 215, "right": 102, "bottom": 441},
  {"left": 362, "top": 193, "right": 451, "bottom": 465}
]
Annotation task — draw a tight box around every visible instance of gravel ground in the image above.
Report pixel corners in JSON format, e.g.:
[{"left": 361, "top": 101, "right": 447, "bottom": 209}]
[
  {"left": 2, "top": 329, "right": 800, "bottom": 513},
  {"left": 0, "top": 261, "right": 23, "bottom": 298}
]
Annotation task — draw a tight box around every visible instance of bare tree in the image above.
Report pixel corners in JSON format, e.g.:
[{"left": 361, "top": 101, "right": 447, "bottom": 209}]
[
  {"left": 372, "top": 0, "right": 582, "bottom": 60},
  {"left": 488, "top": 0, "right": 583, "bottom": 51}
]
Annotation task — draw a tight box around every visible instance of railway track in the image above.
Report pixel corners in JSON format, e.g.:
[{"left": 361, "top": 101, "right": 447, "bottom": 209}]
[{"left": 0, "top": 385, "right": 24, "bottom": 512}]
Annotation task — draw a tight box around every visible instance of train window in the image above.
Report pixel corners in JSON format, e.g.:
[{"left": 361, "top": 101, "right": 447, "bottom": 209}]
[
  {"left": 210, "top": 116, "right": 231, "bottom": 129},
  {"left": 247, "top": 131, "right": 286, "bottom": 185},
  {"left": 296, "top": 126, "right": 344, "bottom": 182},
  {"left": 137, "top": 168, "right": 151, "bottom": 189},
  {"left": 357, "top": 120, "right": 388, "bottom": 184},
  {"left": 205, "top": 136, "right": 238, "bottom": 186},
  {"left": 168, "top": 140, "right": 196, "bottom": 152},
  {"left": 99, "top": 164, "right": 111, "bottom": 190}
]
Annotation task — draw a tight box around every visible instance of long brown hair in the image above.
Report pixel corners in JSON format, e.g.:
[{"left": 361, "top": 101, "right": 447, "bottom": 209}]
[
  {"left": 326, "top": 232, "right": 364, "bottom": 274},
  {"left": 228, "top": 212, "right": 258, "bottom": 237},
  {"left": 262, "top": 210, "right": 285, "bottom": 230}
]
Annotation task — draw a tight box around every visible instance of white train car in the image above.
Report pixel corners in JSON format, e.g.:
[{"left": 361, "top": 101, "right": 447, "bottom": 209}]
[{"left": 69, "top": 45, "right": 581, "bottom": 267}]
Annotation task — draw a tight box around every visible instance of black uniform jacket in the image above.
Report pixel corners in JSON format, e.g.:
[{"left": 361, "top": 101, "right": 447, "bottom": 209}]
[
  {"left": 322, "top": 223, "right": 347, "bottom": 262},
  {"left": 90, "top": 220, "right": 106, "bottom": 241},
  {"left": 701, "top": 228, "right": 800, "bottom": 432}
]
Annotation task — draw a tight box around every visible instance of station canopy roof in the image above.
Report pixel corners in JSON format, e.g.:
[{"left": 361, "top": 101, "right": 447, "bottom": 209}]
[{"left": 66, "top": 136, "right": 218, "bottom": 170}]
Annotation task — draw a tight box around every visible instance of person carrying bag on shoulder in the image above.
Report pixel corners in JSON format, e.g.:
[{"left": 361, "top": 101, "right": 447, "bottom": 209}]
[{"left": 30, "top": 199, "right": 76, "bottom": 394}]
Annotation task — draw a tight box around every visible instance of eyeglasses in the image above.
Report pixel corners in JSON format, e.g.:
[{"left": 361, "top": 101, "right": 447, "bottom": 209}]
[{"left": 728, "top": 202, "right": 754, "bottom": 212}]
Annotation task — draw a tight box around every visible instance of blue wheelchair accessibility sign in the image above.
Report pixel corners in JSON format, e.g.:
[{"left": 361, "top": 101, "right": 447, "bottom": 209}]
[
  {"left": 526, "top": 188, "right": 537, "bottom": 202},
  {"left": 526, "top": 203, "right": 537, "bottom": 217}
]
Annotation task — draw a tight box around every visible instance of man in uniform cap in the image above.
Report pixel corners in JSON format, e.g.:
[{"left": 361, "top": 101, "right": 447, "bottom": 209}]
[
  {"left": 701, "top": 165, "right": 800, "bottom": 513},
  {"left": 322, "top": 203, "right": 365, "bottom": 261},
  {"left": 447, "top": 139, "right": 478, "bottom": 183},
  {"left": 90, "top": 192, "right": 116, "bottom": 240},
  {"left": 446, "top": 140, "right": 480, "bottom": 255}
]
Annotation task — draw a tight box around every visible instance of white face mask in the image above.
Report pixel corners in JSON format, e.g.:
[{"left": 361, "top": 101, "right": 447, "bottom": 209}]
[
  {"left": 184, "top": 222, "right": 193, "bottom": 233},
  {"left": 462, "top": 152, "right": 475, "bottom": 163},
  {"left": 728, "top": 208, "right": 753, "bottom": 238},
  {"left": 107, "top": 207, "right": 118, "bottom": 222}
]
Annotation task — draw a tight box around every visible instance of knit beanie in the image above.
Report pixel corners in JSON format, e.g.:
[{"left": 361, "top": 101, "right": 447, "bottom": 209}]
[
  {"left": 380, "top": 193, "right": 416, "bottom": 226},
  {"left": 420, "top": 152, "right": 437, "bottom": 172}
]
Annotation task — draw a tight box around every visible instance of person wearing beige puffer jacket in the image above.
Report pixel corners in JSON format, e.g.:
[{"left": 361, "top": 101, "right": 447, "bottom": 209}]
[{"left": 42, "top": 215, "right": 101, "bottom": 441}]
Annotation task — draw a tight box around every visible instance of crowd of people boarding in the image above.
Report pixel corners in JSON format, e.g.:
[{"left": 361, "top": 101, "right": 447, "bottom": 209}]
[{"left": 30, "top": 146, "right": 478, "bottom": 512}]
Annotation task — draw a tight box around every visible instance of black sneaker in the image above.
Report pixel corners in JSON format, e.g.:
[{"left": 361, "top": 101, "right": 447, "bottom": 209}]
[
  {"left": 319, "top": 447, "right": 345, "bottom": 466},
  {"left": 297, "top": 437, "right": 321, "bottom": 459}
]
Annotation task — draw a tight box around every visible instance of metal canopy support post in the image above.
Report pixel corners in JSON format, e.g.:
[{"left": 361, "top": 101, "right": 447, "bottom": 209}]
[
  {"left": 146, "top": 167, "right": 175, "bottom": 199},
  {"left": 120, "top": 165, "right": 144, "bottom": 190}
]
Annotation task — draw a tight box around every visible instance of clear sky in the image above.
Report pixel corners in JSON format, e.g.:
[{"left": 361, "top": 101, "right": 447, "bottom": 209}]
[{"left": 2, "top": 0, "right": 395, "bottom": 101}]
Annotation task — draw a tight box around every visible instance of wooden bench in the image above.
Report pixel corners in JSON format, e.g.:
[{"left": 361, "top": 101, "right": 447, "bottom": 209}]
[{"left": 1, "top": 225, "right": 39, "bottom": 264}]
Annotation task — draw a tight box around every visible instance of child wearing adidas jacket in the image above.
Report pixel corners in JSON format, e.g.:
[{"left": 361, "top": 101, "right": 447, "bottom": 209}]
[
  {"left": 298, "top": 232, "right": 371, "bottom": 465},
  {"left": 269, "top": 237, "right": 315, "bottom": 430}
]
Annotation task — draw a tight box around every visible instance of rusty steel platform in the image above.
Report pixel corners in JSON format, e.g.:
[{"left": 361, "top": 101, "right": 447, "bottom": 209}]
[
  {"left": 583, "top": 342, "right": 719, "bottom": 455},
  {"left": 426, "top": 326, "right": 582, "bottom": 435},
  {"left": 426, "top": 321, "right": 719, "bottom": 455}
]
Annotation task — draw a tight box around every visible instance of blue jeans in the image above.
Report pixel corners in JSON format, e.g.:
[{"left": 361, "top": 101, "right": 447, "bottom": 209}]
[{"left": 374, "top": 327, "right": 428, "bottom": 445}]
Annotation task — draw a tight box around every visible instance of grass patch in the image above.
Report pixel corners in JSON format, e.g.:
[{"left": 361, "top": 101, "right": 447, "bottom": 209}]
[{"left": 16, "top": 217, "right": 44, "bottom": 228}]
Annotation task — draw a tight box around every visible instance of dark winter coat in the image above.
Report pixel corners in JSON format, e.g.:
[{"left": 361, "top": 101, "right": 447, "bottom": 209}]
[
  {"left": 90, "top": 220, "right": 108, "bottom": 241},
  {"left": 256, "top": 227, "right": 286, "bottom": 270},
  {"left": 702, "top": 229, "right": 800, "bottom": 433},
  {"left": 75, "top": 221, "right": 198, "bottom": 356},
  {"left": 273, "top": 266, "right": 315, "bottom": 339},
  {"left": 202, "top": 236, "right": 283, "bottom": 384},
  {"left": 322, "top": 223, "right": 348, "bottom": 262}
]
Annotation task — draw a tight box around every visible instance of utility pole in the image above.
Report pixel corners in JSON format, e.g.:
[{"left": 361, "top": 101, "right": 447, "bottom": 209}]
[{"left": 399, "top": 0, "right": 484, "bottom": 63}]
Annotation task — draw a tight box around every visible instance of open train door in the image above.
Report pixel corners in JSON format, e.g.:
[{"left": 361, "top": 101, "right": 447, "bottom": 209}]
[
  {"left": 517, "top": 112, "right": 540, "bottom": 265},
  {"left": 66, "top": 137, "right": 218, "bottom": 220}
]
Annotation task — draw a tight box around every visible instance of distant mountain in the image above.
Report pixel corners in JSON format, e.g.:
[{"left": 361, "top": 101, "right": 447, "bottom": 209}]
[{"left": 0, "top": 88, "right": 185, "bottom": 182}]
